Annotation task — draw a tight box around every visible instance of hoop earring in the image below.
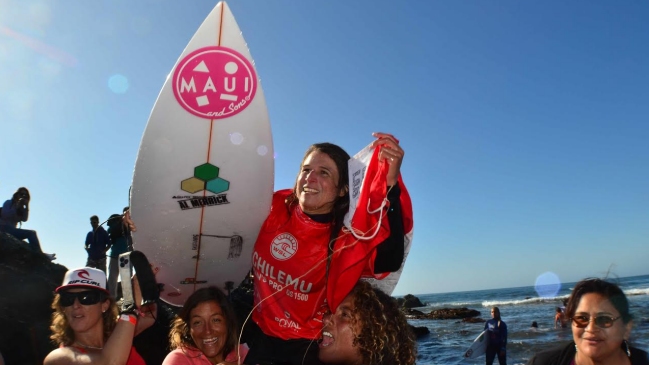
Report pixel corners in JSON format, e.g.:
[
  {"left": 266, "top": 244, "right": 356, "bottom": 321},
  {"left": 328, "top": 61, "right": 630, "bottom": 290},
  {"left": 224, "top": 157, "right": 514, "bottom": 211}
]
[{"left": 623, "top": 339, "right": 631, "bottom": 358}]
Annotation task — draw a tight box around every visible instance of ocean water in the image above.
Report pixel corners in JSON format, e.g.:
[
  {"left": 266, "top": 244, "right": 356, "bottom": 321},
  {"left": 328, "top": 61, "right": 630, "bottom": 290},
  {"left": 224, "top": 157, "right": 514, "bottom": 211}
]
[{"left": 409, "top": 275, "right": 649, "bottom": 365}]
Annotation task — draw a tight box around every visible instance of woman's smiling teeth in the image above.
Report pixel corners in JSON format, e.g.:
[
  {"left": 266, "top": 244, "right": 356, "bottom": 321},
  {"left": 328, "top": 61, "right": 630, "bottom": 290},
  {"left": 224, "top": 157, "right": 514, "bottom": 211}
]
[
  {"left": 303, "top": 187, "right": 319, "bottom": 193},
  {"left": 320, "top": 331, "right": 334, "bottom": 346},
  {"left": 203, "top": 337, "right": 218, "bottom": 345}
]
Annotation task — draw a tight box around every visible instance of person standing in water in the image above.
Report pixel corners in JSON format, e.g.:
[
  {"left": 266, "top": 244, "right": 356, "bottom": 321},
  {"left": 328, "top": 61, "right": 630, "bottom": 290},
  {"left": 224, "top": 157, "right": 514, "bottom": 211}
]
[{"left": 485, "top": 306, "right": 507, "bottom": 365}]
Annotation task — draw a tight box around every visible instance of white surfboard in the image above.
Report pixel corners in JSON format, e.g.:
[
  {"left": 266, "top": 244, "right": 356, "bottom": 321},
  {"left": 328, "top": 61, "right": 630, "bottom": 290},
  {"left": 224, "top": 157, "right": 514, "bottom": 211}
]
[
  {"left": 464, "top": 330, "right": 488, "bottom": 359},
  {"left": 130, "top": 1, "right": 273, "bottom": 306}
]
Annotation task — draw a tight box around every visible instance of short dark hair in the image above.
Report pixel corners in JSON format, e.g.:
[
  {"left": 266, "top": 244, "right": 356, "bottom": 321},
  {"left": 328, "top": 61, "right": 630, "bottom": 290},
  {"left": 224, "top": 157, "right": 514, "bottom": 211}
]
[
  {"left": 90, "top": 215, "right": 99, "bottom": 222},
  {"left": 565, "top": 278, "right": 632, "bottom": 323}
]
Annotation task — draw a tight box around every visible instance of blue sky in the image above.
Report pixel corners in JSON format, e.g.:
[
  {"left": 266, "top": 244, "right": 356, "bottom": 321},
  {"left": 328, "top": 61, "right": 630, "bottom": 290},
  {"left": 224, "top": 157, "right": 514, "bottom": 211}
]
[{"left": 1, "top": 0, "right": 647, "bottom": 296}]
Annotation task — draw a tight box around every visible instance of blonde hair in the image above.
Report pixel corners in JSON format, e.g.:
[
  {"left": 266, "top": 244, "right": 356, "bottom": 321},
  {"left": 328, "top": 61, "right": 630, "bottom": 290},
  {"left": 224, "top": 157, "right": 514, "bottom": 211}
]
[{"left": 49, "top": 293, "right": 118, "bottom": 346}]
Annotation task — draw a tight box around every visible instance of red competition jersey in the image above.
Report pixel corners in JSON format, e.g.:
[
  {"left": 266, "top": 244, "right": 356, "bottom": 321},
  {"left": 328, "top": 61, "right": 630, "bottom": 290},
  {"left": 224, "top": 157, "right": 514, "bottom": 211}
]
[
  {"left": 251, "top": 190, "right": 331, "bottom": 340},
  {"left": 252, "top": 146, "right": 413, "bottom": 340}
]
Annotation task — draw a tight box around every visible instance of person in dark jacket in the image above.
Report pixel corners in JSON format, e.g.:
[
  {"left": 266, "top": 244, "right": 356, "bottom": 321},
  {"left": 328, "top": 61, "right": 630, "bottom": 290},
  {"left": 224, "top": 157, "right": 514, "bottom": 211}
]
[
  {"left": 107, "top": 213, "right": 130, "bottom": 297},
  {"left": 527, "top": 278, "right": 649, "bottom": 365},
  {"left": 485, "top": 306, "right": 507, "bottom": 365},
  {"left": 85, "top": 215, "right": 111, "bottom": 273}
]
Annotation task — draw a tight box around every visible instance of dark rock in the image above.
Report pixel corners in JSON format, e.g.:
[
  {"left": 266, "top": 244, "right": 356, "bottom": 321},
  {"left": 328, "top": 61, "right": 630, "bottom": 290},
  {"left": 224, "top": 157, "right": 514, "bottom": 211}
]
[
  {"left": 404, "top": 308, "right": 426, "bottom": 317},
  {"left": 0, "top": 232, "right": 68, "bottom": 365},
  {"left": 396, "top": 294, "right": 425, "bottom": 309},
  {"left": 406, "top": 307, "right": 481, "bottom": 320},
  {"left": 463, "top": 317, "right": 486, "bottom": 323},
  {"left": 428, "top": 307, "right": 480, "bottom": 320},
  {"left": 409, "top": 324, "right": 430, "bottom": 338}
]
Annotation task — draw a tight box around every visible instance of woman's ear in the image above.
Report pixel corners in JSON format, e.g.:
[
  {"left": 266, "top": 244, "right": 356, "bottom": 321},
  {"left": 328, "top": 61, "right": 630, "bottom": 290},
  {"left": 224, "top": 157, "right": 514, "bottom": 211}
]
[
  {"left": 624, "top": 320, "right": 633, "bottom": 340},
  {"left": 101, "top": 300, "right": 110, "bottom": 314},
  {"left": 339, "top": 185, "right": 349, "bottom": 197}
]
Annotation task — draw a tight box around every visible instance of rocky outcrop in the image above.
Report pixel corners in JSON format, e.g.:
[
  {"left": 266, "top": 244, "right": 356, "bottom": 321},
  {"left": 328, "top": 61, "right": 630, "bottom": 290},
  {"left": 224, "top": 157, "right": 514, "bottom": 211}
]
[
  {"left": 0, "top": 232, "right": 67, "bottom": 365},
  {"left": 409, "top": 324, "right": 430, "bottom": 338},
  {"left": 397, "top": 294, "right": 425, "bottom": 308},
  {"left": 462, "top": 317, "right": 486, "bottom": 323},
  {"left": 405, "top": 307, "right": 481, "bottom": 320}
]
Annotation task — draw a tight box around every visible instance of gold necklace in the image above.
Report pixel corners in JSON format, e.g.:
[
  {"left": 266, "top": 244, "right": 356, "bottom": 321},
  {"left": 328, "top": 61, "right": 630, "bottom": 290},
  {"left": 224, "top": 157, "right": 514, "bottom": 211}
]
[{"left": 74, "top": 342, "right": 103, "bottom": 350}]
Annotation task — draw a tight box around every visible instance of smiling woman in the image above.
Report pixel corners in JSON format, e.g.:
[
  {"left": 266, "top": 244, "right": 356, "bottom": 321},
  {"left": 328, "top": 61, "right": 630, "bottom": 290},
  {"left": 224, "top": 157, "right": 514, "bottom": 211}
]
[
  {"left": 163, "top": 287, "right": 248, "bottom": 365},
  {"left": 242, "top": 133, "right": 411, "bottom": 365},
  {"left": 527, "top": 278, "right": 649, "bottom": 365},
  {"left": 44, "top": 267, "right": 155, "bottom": 365},
  {"left": 319, "top": 280, "right": 417, "bottom": 365}
]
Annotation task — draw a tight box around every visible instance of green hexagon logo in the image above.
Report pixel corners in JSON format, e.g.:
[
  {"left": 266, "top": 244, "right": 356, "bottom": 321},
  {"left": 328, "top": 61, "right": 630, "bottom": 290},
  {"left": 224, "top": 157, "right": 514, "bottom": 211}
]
[{"left": 194, "top": 163, "right": 219, "bottom": 181}]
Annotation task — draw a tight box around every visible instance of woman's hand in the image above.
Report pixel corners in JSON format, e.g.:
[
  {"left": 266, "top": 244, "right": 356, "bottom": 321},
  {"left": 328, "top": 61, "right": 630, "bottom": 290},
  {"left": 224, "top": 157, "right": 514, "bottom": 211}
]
[
  {"left": 370, "top": 132, "right": 404, "bottom": 186},
  {"left": 123, "top": 209, "right": 137, "bottom": 232},
  {"left": 132, "top": 275, "right": 157, "bottom": 335}
]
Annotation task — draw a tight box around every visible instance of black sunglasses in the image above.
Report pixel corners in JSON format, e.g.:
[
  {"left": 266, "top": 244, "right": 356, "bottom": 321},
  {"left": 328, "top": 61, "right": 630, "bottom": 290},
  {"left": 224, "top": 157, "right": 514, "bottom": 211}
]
[
  {"left": 571, "top": 315, "right": 621, "bottom": 328},
  {"left": 59, "top": 290, "right": 105, "bottom": 307}
]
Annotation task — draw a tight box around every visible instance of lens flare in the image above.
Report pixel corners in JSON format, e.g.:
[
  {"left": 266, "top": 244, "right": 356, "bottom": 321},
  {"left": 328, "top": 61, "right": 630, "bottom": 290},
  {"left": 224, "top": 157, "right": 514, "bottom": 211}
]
[
  {"left": 257, "top": 145, "right": 268, "bottom": 156},
  {"left": 229, "top": 132, "right": 244, "bottom": 145},
  {"left": 0, "top": 25, "right": 77, "bottom": 67},
  {"left": 534, "top": 272, "right": 561, "bottom": 298},
  {"left": 108, "top": 74, "right": 129, "bottom": 94}
]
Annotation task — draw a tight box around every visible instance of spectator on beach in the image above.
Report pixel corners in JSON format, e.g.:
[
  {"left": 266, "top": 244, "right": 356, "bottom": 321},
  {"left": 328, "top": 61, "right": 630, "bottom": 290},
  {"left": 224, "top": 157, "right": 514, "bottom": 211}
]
[
  {"left": 0, "top": 187, "right": 55, "bottom": 260},
  {"left": 485, "top": 306, "right": 507, "bottom": 365},
  {"left": 318, "top": 281, "right": 417, "bottom": 365},
  {"left": 44, "top": 267, "right": 156, "bottom": 365},
  {"left": 527, "top": 278, "right": 649, "bottom": 365},
  {"left": 554, "top": 307, "right": 567, "bottom": 329},
  {"left": 162, "top": 287, "right": 248, "bottom": 365},
  {"left": 84, "top": 215, "right": 111, "bottom": 274},
  {"left": 243, "top": 134, "right": 411, "bottom": 365},
  {"left": 107, "top": 213, "right": 130, "bottom": 297}
]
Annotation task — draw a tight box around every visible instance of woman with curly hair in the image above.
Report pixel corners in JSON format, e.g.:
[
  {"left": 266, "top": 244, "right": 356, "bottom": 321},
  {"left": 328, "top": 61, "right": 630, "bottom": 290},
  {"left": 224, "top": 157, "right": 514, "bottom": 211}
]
[
  {"left": 44, "top": 267, "right": 155, "bottom": 365},
  {"left": 162, "top": 287, "right": 248, "bottom": 365},
  {"left": 319, "top": 281, "right": 416, "bottom": 365}
]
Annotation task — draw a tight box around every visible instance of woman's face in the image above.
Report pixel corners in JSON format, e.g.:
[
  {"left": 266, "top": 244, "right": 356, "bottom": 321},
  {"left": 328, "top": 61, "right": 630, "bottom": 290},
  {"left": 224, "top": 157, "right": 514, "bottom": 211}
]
[
  {"left": 189, "top": 300, "right": 228, "bottom": 364},
  {"left": 62, "top": 289, "right": 109, "bottom": 334},
  {"left": 296, "top": 150, "right": 345, "bottom": 215},
  {"left": 572, "top": 293, "right": 632, "bottom": 362},
  {"left": 319, "top": 293, "right": 363, "bottom": 365}
]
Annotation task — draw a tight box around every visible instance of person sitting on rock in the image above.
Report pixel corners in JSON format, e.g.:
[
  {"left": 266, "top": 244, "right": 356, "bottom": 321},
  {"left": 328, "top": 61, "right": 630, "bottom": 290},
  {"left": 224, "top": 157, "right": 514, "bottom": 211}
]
[{"left": 0, "top": 187, "right": 55, "bottom": 260}]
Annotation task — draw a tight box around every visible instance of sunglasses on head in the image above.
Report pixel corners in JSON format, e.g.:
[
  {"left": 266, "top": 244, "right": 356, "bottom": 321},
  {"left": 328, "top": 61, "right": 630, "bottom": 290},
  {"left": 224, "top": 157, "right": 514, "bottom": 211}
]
[
  {"left": 571, "top": 314, "right": 621, "bottom": 328},
  {"left": 59, "top": 290, "right": 105, "bottom": 307}
]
